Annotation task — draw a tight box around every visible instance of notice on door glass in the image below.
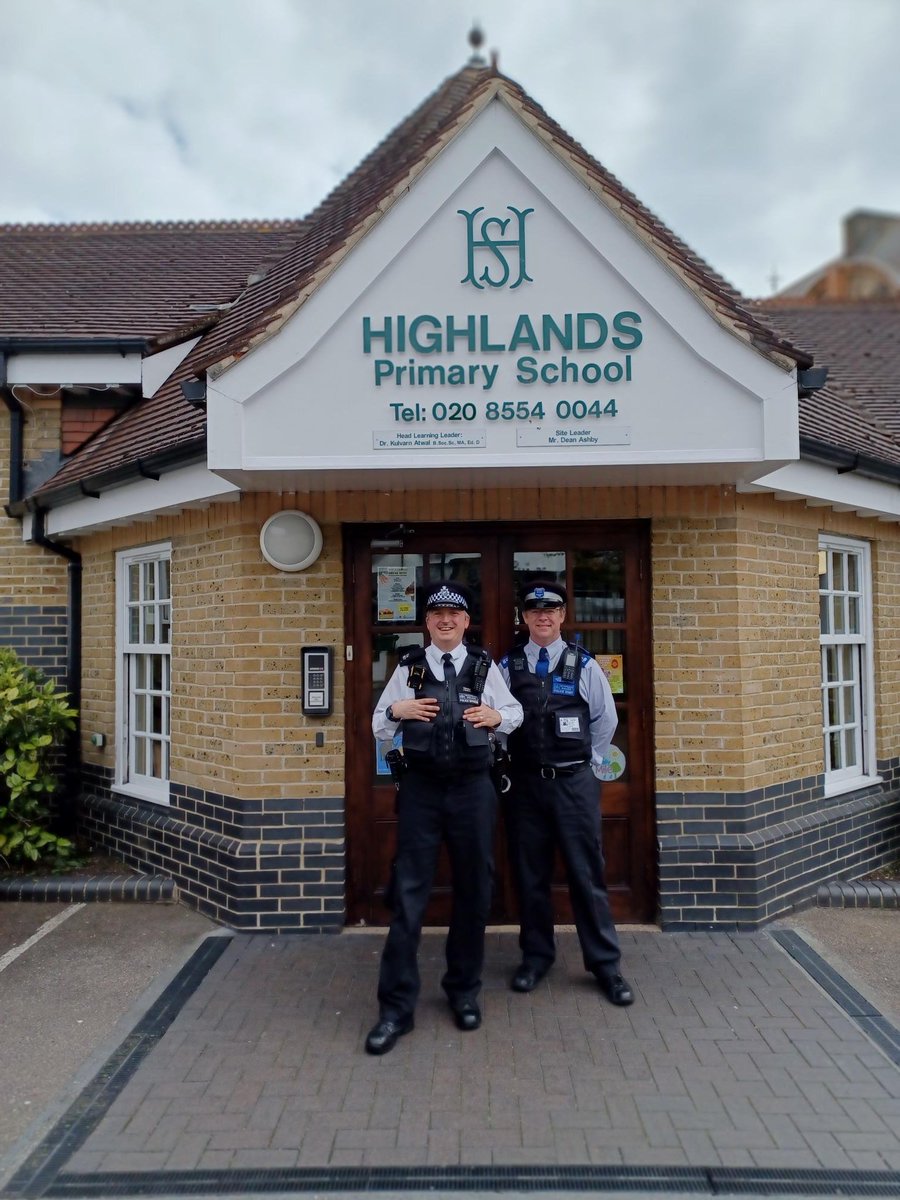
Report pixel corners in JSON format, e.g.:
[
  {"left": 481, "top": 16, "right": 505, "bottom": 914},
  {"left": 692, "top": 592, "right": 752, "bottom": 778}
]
[
  {"left": 377, "top": 566, "right": 417, "bottom": 622},
  {"left": 595, "top": 654, "right": 624, "bottom": 694}
]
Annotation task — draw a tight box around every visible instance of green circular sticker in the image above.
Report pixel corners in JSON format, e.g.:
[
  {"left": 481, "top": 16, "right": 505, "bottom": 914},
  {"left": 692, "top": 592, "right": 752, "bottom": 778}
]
[{"left": 598, "top": 746, "right": 626, "bottom": 781}]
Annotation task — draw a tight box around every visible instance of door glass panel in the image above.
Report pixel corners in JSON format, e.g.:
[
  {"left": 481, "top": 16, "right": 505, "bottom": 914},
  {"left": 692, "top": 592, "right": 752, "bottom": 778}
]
[
  {"left": 579, "top": 628, "right": 625, "bottom": 656},
  {"left": 372, "top": 553, "right": 424, "bottom": 624},
  {"left": 602, "top": 709, "right": 629, "bottom": 783},
  {"left": 512, "top": 550, "right": 565, "bottom": 594},
  {"left": 573, "top": 551, "right": 625, "bottom": 623},
  {"left": 428, "top": 552, "right": 483, "bottom": 626}
]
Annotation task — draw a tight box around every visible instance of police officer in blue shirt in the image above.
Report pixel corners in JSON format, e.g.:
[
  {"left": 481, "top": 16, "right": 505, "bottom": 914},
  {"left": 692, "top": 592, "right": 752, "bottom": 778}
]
[
  {"left": 367, "top": 580, "right": 523, "bottom": 1055},
  {"left": 500, "top": 581, "right": 634, "bottom": 1006}
]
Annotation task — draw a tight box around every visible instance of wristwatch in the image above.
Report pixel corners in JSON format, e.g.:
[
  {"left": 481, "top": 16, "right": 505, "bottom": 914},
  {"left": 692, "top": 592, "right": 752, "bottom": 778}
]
[{"left": 386, "top": 705, "right": 397, "bottom": 722}]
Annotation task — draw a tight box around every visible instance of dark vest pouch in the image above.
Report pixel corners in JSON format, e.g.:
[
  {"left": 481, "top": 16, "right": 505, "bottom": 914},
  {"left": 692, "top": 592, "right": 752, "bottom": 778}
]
[{"left": 555, "top": 708, "right": 587, "bottom": 741}]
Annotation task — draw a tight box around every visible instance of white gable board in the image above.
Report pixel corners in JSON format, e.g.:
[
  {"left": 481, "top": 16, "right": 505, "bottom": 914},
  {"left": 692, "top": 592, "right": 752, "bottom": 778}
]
[{"left": 207, "top": 98, "right": 798, "bottom": 490}]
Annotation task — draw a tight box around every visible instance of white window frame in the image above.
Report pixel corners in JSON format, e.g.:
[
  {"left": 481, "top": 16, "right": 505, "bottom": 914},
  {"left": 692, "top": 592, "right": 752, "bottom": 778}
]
[
  {"left": 114, "top": 542, "right": 172, "bottom": 805},
  {"left": 818, "top": 533, "right": 878, "bottom": 797}
]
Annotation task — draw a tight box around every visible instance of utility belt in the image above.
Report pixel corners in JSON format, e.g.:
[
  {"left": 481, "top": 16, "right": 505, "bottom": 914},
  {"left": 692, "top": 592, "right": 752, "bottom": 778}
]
[
  {"left": 385, "top": 746, "right": 507, "bottom": 791},
  {"left": 513, "top": 759, "right": 591, "bottom": 779},
  {"left": 405, "top": 761, "right": 489, "bottom": 780}
]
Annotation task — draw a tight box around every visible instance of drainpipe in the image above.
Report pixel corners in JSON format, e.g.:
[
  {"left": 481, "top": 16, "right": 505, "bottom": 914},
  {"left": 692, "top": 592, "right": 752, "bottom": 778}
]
[{"left": 30, "top": 506, "right": 83, "bottom": 836}]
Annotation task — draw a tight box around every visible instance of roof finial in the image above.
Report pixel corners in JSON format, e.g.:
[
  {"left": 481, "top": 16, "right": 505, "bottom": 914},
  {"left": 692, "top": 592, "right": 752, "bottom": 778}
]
[{"left": 468, "top": 22, "right": 486, "bottom": 66}]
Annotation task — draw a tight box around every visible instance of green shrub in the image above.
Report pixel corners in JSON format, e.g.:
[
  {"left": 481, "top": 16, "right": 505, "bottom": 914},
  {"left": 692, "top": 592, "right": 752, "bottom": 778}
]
[{"left": 0, "top": 648, "right": 79, "bottom": 870}]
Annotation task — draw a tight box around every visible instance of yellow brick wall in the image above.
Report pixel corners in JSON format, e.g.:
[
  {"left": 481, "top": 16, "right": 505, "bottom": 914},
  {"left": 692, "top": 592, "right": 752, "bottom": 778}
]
[
  {"left": 78, "top": 497, "right": 345, "bottom": 801},
  {"left": 73, "top": 483, "right": 900, "bottom": 803},
  {"left": 652, "top": 504, "right": 822, "bottom": 792},
  {"left": 871, "top": 526, "right": 900, "bottom": 761},
  {"left": 0, "top": 396, "right": 68, "bottom": 609},
  {"left": 653, "top": 491, "right": 900, "bottom": 792}
]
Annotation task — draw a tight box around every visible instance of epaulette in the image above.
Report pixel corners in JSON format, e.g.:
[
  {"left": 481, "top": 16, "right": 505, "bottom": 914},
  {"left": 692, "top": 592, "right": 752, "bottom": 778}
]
[
  {"left": 579, "top": 650, "right": 592, "bottom": 668},
  {"left": 498, "top": 653, "right": 509, "bottom": 669},
  {"left": 398, "top": 645, "right": 427, "bottom": 666}
]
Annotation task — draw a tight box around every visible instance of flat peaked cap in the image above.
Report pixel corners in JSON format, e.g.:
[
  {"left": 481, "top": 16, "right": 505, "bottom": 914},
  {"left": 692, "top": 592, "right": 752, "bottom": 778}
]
[
  {"left": 521, "top": 580, "right": 568, "bottom": 609},
  {"left": 425, "top": 581, "right": 473, "bottom": 611}
]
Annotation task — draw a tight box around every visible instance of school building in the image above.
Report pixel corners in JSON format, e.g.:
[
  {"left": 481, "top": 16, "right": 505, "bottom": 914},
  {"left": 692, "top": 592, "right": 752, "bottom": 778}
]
[{"left": 2, "top": 54, "right": 899, "bottom": 932}]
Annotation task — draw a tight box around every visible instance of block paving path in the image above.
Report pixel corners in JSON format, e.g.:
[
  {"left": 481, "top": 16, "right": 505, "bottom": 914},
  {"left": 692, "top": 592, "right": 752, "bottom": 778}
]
[{"left": 51, "top": 927, "right": 900, "bottom": 1177}]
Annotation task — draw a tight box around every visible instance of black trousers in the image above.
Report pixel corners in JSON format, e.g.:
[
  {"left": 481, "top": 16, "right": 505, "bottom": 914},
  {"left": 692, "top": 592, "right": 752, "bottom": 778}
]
[
  {"left": 377, "top": 766, "right": 497, "bottom": 1021},
  {"left": 508, "top": 763, "right": 621, "bottom": 975}
]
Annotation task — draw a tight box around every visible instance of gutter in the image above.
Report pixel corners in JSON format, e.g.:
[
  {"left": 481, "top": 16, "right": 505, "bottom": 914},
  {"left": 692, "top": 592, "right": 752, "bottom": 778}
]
[
  {"left": 0, "top": 336, "right": 149, "bottom": 353},
  {"left": 31, "top": 437, "right": 208, "bottom": 512},
  {"left": 30, "top": 507, "right": 83, "bottom": 834},
  {"left": 799, "top": 435, "right": 900, "bottom": 488}
]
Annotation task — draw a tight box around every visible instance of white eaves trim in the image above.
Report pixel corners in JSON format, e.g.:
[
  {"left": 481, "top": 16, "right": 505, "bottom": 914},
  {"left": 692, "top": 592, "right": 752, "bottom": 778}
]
[
  {"left": 38, "top": 463, "right": 241, "bottom": 539},
  {"left": 6, "top": 352, "right": 142, "bottom": 386},
  {"left": 142, "top": 337, "right": 201, "bottom": 398},
  {"left": 740, "top": 459, "right": 900, "bottom": 523}
]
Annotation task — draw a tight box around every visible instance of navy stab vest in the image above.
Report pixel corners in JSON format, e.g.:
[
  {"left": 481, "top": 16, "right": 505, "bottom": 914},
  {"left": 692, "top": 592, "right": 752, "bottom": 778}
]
[
  {"left": 505, "top": 642, "right": 593, "bottom": 767},
  {"left": 398, "top": 645, "right": 493, "bottom": 773}
]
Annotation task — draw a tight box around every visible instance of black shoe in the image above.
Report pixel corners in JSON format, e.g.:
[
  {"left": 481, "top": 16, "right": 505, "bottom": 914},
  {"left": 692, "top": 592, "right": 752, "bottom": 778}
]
[
  {"left": 595, "top": 970, "right": 634, "bottom": 1006},
  {"left": 365, "top": 1015, "right": 414, "bottom": 1055},
  {"left": 451, "top": 999, "right": 481, "bottom": 1032},
  {"left": 511, "top": 962, "right": 550, "bottom": 993}
]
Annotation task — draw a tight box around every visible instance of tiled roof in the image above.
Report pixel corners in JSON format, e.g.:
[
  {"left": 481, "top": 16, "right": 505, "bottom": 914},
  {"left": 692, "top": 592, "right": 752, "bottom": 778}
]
[
  {"left": 0, "top": 220, "right": 305, "bottom": 346},
  {"left": 31, "top": 340, "right": 210, "bottom": 495},
  {"left": 757, "top": 300, "right": 900, "bottom": 467},
  {"left": 31, "top": 63, "right": 835, "bottom": 500},
  {"left": 197, "top": 65, "right": 810, "bottom": 376}
]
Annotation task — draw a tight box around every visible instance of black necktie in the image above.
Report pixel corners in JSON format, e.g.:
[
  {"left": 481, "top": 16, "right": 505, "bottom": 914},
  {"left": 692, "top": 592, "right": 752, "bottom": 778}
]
[
  {"left": 442, "top": 651, "right": 457, "bottom": 683},
  {"left": 536, "top": 647, "right": 550, "bottom": 678}
]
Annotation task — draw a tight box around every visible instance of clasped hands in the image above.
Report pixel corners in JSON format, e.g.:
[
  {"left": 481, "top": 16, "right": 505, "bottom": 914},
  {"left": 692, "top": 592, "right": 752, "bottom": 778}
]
[{"left": 388, "top": 697, "right": 501, "bottom": 729}]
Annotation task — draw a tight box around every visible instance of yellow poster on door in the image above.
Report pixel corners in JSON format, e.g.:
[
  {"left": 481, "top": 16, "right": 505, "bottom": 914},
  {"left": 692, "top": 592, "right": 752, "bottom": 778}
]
[{"left": 595, "top": 654, "right": 624, "bottom": 694}]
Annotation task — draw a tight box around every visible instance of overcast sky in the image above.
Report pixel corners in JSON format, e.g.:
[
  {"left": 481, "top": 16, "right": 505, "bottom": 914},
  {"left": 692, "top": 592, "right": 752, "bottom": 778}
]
[{"left": 1, "top": 0, "right": 897, "bottom": 298}]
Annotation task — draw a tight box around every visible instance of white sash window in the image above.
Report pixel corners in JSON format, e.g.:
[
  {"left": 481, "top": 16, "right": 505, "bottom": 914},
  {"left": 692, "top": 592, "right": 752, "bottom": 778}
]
[
  {"left": 115, "top": 543, "right": 171, "bottom": 804},
  {"left": 819, "top": 535, "right": 877, "bottom": 795}
]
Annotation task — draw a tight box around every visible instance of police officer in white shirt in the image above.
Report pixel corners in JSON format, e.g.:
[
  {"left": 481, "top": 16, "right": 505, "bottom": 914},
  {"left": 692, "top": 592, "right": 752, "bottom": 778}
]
[
  {"left": 367, "top": 580, "right": 523, "bottom": 1055},
  {"left": 500, "top": 581, "right": 634, "bottom": 1006}
]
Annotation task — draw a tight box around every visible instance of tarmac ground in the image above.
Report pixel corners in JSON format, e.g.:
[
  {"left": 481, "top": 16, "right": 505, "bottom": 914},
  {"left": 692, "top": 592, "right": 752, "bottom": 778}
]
[{"left": 0, "top": 901, "right": 898, "bottom": 1200}]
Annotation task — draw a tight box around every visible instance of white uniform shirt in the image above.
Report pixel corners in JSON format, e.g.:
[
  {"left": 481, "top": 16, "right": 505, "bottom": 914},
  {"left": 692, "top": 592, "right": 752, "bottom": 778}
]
[
  {"left": 500, "top": 636, "right": 618, "bottom": 778},
  {"left": 372, "top": 641, "right": 523, "bottom": 741}
]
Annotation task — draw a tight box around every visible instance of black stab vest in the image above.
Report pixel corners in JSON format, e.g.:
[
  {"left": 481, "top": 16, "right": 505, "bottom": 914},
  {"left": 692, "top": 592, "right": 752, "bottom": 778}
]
[
  {"left": 398, "top": 645, "right": 493, "bottom": 772},
  {"left": 506, "top": 642, "right": 592, "bottom": 767}
]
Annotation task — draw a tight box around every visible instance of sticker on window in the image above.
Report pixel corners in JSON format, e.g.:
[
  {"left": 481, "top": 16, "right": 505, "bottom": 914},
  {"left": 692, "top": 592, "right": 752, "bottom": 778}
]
[{"left": 598, "top": 745, "right": 626, "bottom": 781}]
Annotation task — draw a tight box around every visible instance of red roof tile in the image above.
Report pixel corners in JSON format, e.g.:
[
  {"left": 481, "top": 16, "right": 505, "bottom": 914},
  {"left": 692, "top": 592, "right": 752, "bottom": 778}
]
[
  {"left": 758, "top": 300, "right": 900, "bottom": 442},
  {"left": 0, "top": 220, "right": 305, "bottom": 346}
]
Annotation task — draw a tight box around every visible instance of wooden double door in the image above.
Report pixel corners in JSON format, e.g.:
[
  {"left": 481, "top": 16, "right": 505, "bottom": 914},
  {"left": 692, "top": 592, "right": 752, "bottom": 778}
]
[{"left": 343, "top": 521, "right": 655, "bottom": 926}]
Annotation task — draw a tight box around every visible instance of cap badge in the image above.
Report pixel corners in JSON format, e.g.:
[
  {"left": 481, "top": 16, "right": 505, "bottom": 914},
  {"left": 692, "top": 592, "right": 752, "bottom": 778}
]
[{"left": 428, "top": 584, "right": 467, "bottom": 609}]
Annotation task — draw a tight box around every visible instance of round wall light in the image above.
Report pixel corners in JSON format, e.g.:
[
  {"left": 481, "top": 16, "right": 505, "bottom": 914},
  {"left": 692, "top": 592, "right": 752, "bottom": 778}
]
[{"left": 259, "top": 510, "right": 323, "bottom": 572}]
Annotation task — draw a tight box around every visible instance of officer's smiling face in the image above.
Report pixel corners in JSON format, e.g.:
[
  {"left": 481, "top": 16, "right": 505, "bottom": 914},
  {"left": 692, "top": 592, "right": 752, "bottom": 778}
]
[
  {"left": 426, "top": 606, "right": 469, "bottom": 651},
  {"left": 523, "top": 604, "right": 565, "bottom": 647}
]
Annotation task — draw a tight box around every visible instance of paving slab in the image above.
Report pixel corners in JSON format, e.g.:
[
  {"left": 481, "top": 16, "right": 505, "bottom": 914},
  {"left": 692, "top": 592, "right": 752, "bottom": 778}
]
[{"left": 2, "top": 922, "right": 899, "bottom": 1198}]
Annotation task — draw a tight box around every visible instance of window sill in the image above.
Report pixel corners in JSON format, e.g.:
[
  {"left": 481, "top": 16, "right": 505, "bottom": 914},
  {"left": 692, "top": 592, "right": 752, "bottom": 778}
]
[
  {"left": 822, "top": 774, "right": 882, "bottom": 801},
  {"left": 112, "top": 783, "right": 170, "bottom": 807}
]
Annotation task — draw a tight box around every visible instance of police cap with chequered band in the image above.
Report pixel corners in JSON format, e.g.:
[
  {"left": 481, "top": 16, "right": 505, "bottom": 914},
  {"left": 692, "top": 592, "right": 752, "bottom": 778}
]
[
  {"left": 424, "top": 581, "right": 472, "bottom": 611},
  {"left": 521, "top": 580, "right": 568, "bottom": 610}
]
